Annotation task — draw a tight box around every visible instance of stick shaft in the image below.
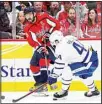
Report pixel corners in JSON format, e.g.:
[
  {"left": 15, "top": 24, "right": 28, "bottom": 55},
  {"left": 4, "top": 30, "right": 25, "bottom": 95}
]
[{"left": 13, "top": 82, "right": 47, "bottom": 102}]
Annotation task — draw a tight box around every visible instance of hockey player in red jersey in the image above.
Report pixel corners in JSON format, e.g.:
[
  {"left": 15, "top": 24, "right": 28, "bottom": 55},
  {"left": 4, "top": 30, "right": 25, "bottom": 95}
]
[{"left": 23, "top": 7, "right": 61, "bottom": 91}]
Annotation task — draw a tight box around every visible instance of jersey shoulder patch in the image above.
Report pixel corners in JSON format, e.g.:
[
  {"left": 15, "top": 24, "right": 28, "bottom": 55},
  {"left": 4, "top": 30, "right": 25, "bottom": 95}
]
[{"left": 65, "top": 36, "right": 77, "bottom": 44}]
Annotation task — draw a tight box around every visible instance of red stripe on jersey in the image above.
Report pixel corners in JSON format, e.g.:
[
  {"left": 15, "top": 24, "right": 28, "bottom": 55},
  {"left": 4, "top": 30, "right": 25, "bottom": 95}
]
[{"left": 30, "top": 65, "right": 40, "bottom": 73}]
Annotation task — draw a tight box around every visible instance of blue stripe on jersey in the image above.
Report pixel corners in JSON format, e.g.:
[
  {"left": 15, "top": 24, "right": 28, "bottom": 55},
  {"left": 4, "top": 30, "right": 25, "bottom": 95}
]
[
  {"left": 68, "top": 50, "right": 98, "bottom": 71},
  {"left": 68, "top": 62, "right": 85, "bottom": 71},
  {"left": 54, "top": 61, "right": 65, "bottom": 70},
  {"left": 73, "top": 68, "right": 90, "bottom": 76},
  {"left": 55, "top": 62, "right": 65, "bottom": 65},
  {"left": 82, "top": 50, "right": 98, "bottom": 64},
  {"left": 55, "top": 67, "right": 64, "bottom": 69},
  {"left": 72, "top": 60, "right": 98, "bottom": 76},
  {"left": 62, "top": 78, "right": 72, "bottom": 81},
  {"left": 90, "top": 51, "right": 98, "bottom": 62}
]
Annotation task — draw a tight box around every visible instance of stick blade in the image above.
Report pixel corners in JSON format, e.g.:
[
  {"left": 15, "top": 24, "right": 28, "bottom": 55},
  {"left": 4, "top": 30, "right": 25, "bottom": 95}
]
[{"left": 12, "top": 99, "right": 18, "bottom": 103}]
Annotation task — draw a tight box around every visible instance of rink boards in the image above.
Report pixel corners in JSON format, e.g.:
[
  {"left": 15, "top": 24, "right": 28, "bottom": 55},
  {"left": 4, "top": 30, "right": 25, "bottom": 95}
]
[{"left": 1, "top": 40, "right": 101, "bottom": 92}]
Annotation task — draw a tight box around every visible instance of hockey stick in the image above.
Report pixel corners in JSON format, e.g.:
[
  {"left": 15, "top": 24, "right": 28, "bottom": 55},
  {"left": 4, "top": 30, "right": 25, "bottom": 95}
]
[
  {"left": 12, "top": 82, "right": 47, "bottom": 103},
  {"left": 43, "top": 39, "right": 57, "bottom": 90}
]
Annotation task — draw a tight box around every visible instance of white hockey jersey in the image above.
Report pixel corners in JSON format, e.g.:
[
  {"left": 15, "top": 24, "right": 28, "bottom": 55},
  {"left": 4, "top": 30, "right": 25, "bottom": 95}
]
[
  {"left": 55, "top": 36, "right": 92, "bottom": 64},
  {"left": 50, "top": 36, "right": 98, "bottom": 76}
]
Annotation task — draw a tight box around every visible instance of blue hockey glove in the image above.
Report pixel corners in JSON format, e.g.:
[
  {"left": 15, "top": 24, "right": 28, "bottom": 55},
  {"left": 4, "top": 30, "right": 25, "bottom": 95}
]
[
  {"left": 48, "top": 76, "right": 57, "bottom": 85},
  {"left": 48, "top": 74, "right": 58, "bottom": 85}
]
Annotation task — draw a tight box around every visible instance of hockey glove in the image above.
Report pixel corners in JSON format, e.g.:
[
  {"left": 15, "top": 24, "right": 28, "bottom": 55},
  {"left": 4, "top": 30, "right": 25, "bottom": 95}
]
[
  {"left": 42, "top": 32, "right": 50, "bottom": 44},
  {"left": 48, "top": 73, "right": 58, "bottom": 85},
  {"left": 37, "top": 46, "right": 49, "bottom": 55}
]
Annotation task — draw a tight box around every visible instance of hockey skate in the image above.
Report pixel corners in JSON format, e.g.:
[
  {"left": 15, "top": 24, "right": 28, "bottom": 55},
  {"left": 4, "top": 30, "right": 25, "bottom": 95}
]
[
  {"left": 29, "top": 82, "right": 49, "bottom": 97},
  {"left": 84, "top": 87, "right": 100, "bottom": 97},
  {"left": 53, "top": 90, "right": 68, "bottom": 100},
  {"left": 29, "top": 82, "right": 48, "bottom": 92}
]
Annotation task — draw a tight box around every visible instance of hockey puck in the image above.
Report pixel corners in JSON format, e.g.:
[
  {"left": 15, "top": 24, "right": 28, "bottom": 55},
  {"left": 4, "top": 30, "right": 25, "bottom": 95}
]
[
  {"left": 45, "top": 94, "right": 49, "bottom": 97},
  {"left": 53, "top": 98, "right": 57, "bottom": 100},
  {"left": 1, "top": 96, "right": 5, "bottom": 99}
]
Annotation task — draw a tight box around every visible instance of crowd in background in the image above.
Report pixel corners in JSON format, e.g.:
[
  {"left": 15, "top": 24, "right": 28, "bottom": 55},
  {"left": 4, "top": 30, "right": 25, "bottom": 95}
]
[{"left": 0, "top": 1, "right": 101, "bottom": 39}]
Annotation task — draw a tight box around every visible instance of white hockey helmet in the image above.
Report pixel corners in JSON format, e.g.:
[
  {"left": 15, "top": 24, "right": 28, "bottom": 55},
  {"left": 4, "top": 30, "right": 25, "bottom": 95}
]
[{"left": 49, "top": 30, "right": 64, "bottom": 47}]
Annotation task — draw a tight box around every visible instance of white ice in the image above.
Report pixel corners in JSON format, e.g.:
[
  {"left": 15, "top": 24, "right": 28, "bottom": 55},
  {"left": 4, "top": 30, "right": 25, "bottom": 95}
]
[{"left": 1, "top": 91, "right": 101, "bottom": 103}]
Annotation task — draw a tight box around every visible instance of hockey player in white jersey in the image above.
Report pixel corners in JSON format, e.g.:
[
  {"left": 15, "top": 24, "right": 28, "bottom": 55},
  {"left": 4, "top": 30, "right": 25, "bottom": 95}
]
[{"left": 48, "top": 30, "right": 100, "bottom": 99}]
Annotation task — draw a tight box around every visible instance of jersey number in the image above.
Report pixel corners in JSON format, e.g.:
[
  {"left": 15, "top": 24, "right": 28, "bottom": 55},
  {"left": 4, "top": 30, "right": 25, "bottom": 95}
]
[
  {"left": 73, "top": 42, "right": 87, "bottom": 55},
  {"left": 57, "top": 55, "right": 62, "bottom": 60}
]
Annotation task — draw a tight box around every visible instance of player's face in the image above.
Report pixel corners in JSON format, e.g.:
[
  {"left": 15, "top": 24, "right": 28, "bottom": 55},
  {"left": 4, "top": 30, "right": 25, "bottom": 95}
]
[
  {"left": 68, "top": 9, "right": 75, "bottom": 20},
  {"left": 25, "top": 12, "right": 36, "bottom": 23}
]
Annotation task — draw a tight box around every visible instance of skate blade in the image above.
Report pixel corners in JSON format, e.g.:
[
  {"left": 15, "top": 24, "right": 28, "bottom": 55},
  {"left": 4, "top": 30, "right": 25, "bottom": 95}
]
[
  {"left": 53, "top": 96, "right": 67, "bottom": 101},
  {"left": 32, "top": 92, "right": 49, "bottom": 97}
]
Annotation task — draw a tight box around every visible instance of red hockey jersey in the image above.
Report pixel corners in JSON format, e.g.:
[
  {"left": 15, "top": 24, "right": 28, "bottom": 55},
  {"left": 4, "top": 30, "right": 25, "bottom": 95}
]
[
  {"left": 24, "top": 12, "right": 61, "bottom": 48},
  {"left": 60, "top": 18, "right": 76, "bottom": 36},
  {"left": 81, "top": 22, "right": 101, "bottom": 38}
]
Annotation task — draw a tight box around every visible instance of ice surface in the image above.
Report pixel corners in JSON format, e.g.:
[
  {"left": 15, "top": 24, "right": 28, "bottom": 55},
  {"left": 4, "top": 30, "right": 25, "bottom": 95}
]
[{"left": 1, "top": 91, "right": 101, "bottom": 103}]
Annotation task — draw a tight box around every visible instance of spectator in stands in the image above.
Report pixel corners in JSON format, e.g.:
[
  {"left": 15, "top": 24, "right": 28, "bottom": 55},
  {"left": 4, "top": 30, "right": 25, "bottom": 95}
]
[
  {"left": 4, "top": 1, "right": 12, "bottom": 12},
  {"left": 42, "top": 2, "right": 51, "bottom": 12},
  {"left": 0, "top": 2, "right": 12, "bottom": 39},
  {"left": 33, "top": 2, "right": 43, "bottom": 13},
  {"left": 87, "top": 1, "right": 97, "bottom": 10},
  {"left": 16, "top": 1, "right": 30, "bottom": 11},
  {"left": 16, "top": 11, "right": 26, "bottom": 39},
  {"left": 3, "top": 1, "right": 12, "bottom": 33},
  {"left": 60, "top": 7, "right": 76, "bottom": 36},
  {"left": 60, "top": 7, "right": 83, "bottom": 38},
  {"left": 58, "top": 2, "right": 72, "bottom": 21},
  {"left": 55, "top": 2, "right": 65, "bottom": 19},
  {"left": 81, "top": 9, "right": 101, "bottom": 38},
  {"left": 49, "top": 2, "right": 61, "bottom": 18}
]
